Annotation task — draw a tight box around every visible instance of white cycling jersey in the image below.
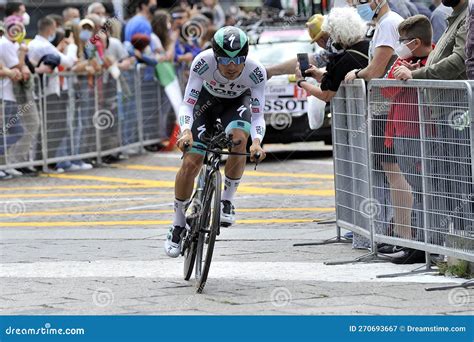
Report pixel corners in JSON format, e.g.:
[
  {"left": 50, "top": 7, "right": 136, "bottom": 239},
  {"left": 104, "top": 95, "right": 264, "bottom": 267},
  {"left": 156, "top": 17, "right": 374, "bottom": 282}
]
[{"left": 178, "top": 49, "right": 267, "bottom": 142}]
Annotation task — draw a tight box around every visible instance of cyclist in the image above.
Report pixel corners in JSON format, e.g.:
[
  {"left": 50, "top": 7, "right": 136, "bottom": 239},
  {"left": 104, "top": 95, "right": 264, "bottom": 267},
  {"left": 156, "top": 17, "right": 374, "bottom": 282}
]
[{"left": 164, "top": 26, "right": 267, "bottom": 258}]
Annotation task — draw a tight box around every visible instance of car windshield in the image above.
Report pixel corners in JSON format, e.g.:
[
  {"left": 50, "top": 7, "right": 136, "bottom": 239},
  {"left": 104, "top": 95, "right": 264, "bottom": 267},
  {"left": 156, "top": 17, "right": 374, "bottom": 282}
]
[{"left": 249, "top": 41, "right": 317, "bottom": 66}]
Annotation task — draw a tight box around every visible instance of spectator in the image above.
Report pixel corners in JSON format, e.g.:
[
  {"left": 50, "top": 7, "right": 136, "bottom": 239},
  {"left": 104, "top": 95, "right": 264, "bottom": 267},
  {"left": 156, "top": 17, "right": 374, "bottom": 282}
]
[
  {"left": 393, "top": 0, "right": 470, "bottom": 263},
  {"left": 170, "top": 7, "right": 188, "bottom": 32},
  {"left": 388, "top": 0, "right": 418, "bottom": 18},
  {"left": 466, "top": 0, "right": 473, "bottom": 78},
  {"left": 200, "top": 0, "right": 225, "bottom": 28},
  {"left": 124, "top": 0, "right": 157, "bottom": 45},
  {"left": 151, "top": 10, "right": 178, "bottom": 61},
  {"left": 0, "top": 16, "right": 26, "bottom": 178},
  {"left": 62, "top": 7, "right": 81, "bottom": 25},
  {"left": 430, "top": 0, "right": 453, "bottom": 43},
  {"left": 28, "top": 17, "right": 81, "bottom": 173},
  {"left": 8, "top": 17, "right": 41, "bottom": 176},
  {"left": 345, "top": 0, "right": 407, "bottom": 250},
  {"left": 224, "top": 14, "right": 237, "bottom": 26},
  {"left": 395, "top": 0, "right": 469, "bottom": 80},
  {"left": 266, "top": 14, "right": 332, "bottom": 80},
  {"left": 174, "top": 16, "right": 201, "bottom": 66},
  {"left": 5, "top": 2, "right": 29, "bottom": 25},
  {"left": 381, "top": 15, "right": 435, "bottom": 263},
  {"left": 295, "top": 7, "right": 369, "bottom": 103},
  {"left": 88, "top": 2, "right": 107, "bottom": 19},
  {"left": 411, "top": 1, "right": 433, "bottom": 18}
]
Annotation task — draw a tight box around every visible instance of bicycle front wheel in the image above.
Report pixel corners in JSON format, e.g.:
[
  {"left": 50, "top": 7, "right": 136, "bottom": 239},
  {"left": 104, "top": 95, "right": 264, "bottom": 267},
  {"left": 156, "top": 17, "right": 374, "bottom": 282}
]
[{"left": 194, "top": 170, "right": 221, "bottom": 293}]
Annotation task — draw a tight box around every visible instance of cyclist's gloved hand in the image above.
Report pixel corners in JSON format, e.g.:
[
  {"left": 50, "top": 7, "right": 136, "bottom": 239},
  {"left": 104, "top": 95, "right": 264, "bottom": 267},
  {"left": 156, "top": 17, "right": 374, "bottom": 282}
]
[
  {"left": 250, "top": 140, "right": 266, "bottom": 163},
  {"left": 177, "top": 129, "right": 193, "bottom": 152}
]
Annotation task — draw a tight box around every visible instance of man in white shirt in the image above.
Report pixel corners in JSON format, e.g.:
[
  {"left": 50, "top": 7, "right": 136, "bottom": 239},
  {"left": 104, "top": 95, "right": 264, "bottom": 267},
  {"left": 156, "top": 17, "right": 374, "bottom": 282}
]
[
  {"left": 0, "top": 17, "right": 29, "bottom": 178},
  {"left": 344, "top": 1, "right": 416, "bottom": 257},
  {"left": 28, "top": 16, "right": 78, "bottom": 169}
]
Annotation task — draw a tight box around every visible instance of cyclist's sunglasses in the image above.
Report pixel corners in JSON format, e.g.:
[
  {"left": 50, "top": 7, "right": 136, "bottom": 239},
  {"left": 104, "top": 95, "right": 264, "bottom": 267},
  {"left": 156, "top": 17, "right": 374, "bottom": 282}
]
[{"left": 216, "top": 56, "right": 247, "bottom": 65}]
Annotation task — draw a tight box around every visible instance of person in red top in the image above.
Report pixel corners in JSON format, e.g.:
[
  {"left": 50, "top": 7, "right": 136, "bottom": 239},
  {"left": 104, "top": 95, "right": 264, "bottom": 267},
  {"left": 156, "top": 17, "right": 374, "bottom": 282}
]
[{"left": 380, "top": 15, "right": 435, "bottom": 264}]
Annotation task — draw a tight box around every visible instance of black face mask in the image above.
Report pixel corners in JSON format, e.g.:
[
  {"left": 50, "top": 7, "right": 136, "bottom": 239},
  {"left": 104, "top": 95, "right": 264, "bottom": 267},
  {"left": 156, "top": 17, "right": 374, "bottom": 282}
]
[{"left": 441, "top": 0, "right": 461, "bottom": 7}]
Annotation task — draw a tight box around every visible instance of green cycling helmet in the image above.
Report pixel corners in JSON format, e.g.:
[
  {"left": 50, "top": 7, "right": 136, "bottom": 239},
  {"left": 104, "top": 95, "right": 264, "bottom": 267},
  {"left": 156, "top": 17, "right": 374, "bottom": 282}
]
[{"left": 212, "top": 26, "right": 249, "bottom": 59}]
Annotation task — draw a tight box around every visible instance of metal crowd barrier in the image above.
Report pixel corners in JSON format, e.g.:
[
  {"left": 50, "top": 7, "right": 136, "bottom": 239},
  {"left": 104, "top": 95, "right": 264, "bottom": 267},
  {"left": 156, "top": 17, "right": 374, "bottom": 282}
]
[
  {"left": 331, "top": 79, "right": 373, "bottom": 249},
  {"left": 330, "top": 78, "right": 473, "bottom": 264},
  {"left": 368, "top": 79, "right": 474, "bottom": 263},
  {"left": 0, "top": 65, "right": 176, "bottom": 171}
]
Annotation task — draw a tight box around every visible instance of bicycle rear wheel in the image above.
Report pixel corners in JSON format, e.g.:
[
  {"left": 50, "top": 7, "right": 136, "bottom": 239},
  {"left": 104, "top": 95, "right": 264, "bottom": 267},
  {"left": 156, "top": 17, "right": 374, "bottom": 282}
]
[
  {"left": 194, "top": 170, "right": 221, "bottom": 293},
  {"left": 183, "top": 169, "right": 206, "bottom": 280}
]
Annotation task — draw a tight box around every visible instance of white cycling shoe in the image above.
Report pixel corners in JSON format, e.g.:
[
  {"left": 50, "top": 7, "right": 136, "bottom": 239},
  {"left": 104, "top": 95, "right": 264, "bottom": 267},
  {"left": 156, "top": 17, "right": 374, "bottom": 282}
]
[
  {"left": 220, "top": 200, "right": 236, "bottom": 227},
  {"left": 164, "top": 225, "right": 189, "bottom": 258}
]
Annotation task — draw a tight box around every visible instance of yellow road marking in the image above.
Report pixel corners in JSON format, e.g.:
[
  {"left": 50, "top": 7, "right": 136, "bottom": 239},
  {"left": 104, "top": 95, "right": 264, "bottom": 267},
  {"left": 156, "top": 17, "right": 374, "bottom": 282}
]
[
  {"left": 0, "top": 184, "right": 162, "bottom": 191},
  {"left": 1, "top": 188, "right": 332, "bottom": 198},
  {"left": 41, "top": 174, "right": 174, "bottom": 186},
  {"left": 0, "top": 218, "right": 316, "bottom": 227},
  {"left": 0, "top": 207, "right": 334, "bottom": 218},
  {"left": 238, "top": 186, "right": 334, "bottom": 196},
  {"left": 0, "top": 181, "right": 329, "bottom": 192},
  {"left": 0, "top": 191, "right": 174, "bottom": 198},
  {"left": 44, "top": 199, "right": 169, "bottom": 213},
  {"left": 243, "top": 181, "right": 327, "bottom": 186}
]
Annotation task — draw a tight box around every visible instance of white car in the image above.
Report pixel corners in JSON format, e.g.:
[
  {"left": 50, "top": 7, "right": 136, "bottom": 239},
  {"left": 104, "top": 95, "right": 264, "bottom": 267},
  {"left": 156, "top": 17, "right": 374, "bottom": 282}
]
[{"left": 248, "top": 28, "right": 332, "bottom": 145}]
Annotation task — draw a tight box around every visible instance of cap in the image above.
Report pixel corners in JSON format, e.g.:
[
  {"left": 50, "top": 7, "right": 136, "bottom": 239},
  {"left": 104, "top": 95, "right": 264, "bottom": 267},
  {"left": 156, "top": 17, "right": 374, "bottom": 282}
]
[
  {"left": 79, "top": 18, "right": 95, "bottom": 29},
  {"left": 306, "top": 14, "right": 325, "bottom": 44}
]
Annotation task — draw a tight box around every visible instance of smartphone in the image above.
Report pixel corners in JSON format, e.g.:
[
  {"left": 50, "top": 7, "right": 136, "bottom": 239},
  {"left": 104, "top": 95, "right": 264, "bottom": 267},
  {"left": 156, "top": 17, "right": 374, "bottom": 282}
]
[
  {"left": 65, "top": 28, "right": 72, "bottom": 38},
  {"left": 297, "top": 53, "right": 309, "bottom": 77}
]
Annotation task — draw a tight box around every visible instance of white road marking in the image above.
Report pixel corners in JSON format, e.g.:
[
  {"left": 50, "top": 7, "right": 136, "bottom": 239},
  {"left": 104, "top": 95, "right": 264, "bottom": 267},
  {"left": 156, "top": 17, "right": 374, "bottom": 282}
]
[
  {"left": 294, "top": 160, "right": 334, "bottom": 166},
  {"left": 0, "top": 260, "right": 463, "bottom": 284},
  {"left": 115, "top": 195, "right": 266, "bottom": 211}
]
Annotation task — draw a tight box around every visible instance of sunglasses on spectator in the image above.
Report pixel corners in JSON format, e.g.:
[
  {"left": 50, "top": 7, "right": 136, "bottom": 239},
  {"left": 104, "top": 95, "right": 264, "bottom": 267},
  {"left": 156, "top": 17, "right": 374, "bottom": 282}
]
[
  {"left": 349, "top": 0, "right": 370, "bottom": 5},
  {"left": 216, "top": 56, "right": 246, "bottom": 65},
  {"left": 398, "top": 37, "right": 417, "bottom": 43}
]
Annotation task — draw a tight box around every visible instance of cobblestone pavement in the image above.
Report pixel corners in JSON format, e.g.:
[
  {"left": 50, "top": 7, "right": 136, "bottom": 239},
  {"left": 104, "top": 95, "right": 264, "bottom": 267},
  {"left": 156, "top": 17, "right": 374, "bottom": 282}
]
[{"left": 0, "top": 143, "right": 472, "bottom": 315}]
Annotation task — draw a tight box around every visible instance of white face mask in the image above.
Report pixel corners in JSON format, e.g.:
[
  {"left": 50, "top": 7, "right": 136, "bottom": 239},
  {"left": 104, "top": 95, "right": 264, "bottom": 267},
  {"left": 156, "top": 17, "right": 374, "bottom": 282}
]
[
  {"left": 395, "top": 40, "right": 415, "bottom": 59},
  {"left": 22, "top": 12, "right": 30, "bottom": 26}
]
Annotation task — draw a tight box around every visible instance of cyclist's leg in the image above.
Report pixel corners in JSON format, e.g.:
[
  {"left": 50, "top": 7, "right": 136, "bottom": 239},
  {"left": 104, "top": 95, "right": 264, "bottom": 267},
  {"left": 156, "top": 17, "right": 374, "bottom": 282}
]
[
  {"left": 219, "top": 91, "right": 252, "bottom": 225},
  {"left": 173, "top": 89, "right": 216, "bottom": 228},
  {"left": 165, "top": 90, "right": 214, "bottom": 257}
]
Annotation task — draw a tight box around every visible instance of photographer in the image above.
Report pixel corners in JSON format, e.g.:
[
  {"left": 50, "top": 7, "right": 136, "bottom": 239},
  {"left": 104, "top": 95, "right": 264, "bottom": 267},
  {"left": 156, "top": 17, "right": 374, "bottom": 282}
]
[{"left": 295, "top": 7, "right": 369, "bottom": 103}]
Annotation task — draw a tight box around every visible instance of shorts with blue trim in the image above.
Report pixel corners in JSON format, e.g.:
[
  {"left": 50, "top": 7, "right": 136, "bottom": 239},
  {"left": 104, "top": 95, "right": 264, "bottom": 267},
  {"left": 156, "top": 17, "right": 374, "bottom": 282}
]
[{"left": 189, "top": 87, "right": 252, "bottom": 155}]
